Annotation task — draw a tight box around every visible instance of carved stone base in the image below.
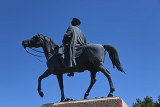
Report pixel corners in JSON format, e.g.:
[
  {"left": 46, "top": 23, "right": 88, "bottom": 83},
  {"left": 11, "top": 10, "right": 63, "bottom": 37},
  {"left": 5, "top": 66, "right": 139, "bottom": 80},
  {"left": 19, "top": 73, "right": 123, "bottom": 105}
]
[{"left": 40, "top": 97, "right": 128, "bottom": 107}]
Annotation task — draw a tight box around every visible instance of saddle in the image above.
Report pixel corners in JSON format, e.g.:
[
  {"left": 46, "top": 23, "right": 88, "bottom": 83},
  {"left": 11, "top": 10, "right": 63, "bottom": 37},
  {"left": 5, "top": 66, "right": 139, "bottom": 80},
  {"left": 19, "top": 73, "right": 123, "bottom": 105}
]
[{"left": 57, "top": 44, "right": 85, "bottom": 61}]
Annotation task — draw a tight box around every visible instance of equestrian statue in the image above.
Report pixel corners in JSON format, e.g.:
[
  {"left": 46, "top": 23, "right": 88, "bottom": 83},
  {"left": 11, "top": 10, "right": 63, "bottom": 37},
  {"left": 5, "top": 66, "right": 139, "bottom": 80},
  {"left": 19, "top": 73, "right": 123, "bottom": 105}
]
[{"left": 22, "top": 18, "right": 125, "bottom": 102}]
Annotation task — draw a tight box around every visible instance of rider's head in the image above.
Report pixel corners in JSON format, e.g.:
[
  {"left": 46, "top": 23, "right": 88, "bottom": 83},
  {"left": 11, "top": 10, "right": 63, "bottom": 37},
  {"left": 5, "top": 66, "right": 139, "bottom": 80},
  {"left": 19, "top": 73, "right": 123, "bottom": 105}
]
[{"left": 71, "top": 18, "right": 81, "bottom": 26}]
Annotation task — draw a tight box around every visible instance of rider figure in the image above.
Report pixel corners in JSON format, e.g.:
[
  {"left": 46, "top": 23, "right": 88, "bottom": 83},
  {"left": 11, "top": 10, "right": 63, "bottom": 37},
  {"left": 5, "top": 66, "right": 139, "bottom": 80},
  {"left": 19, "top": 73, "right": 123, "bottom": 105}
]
[{"left": 61, "top": 18, "right": 87, "bottom": 76}]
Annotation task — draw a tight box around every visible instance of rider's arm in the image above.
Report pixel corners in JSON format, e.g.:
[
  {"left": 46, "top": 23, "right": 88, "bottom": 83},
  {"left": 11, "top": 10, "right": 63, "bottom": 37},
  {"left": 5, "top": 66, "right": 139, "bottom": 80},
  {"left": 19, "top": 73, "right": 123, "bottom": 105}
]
[
  {"left": 64, "top": 26, "right": 72, "bottom": 37},
  {"left": 63, "top": 26, "right": 73, "bottom": 44}
]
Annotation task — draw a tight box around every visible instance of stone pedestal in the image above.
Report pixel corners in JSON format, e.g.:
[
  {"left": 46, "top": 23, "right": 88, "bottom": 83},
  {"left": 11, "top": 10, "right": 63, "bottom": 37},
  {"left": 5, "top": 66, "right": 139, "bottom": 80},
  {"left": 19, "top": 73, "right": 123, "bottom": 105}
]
[{"left": 40, "top": 97, "right": 128, "bottom": 107}]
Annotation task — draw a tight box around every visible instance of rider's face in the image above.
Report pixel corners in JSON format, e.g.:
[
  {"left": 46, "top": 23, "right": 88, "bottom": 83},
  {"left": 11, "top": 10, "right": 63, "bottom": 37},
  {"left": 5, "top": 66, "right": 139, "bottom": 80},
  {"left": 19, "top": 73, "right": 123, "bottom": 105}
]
[{"left": 71, "top": 21, "right": 79, "bottom": 26}]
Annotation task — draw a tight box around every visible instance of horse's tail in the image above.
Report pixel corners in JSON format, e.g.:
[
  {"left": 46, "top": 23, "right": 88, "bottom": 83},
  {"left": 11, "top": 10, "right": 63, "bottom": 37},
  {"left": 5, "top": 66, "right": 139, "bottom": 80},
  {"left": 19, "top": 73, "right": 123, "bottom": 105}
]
[{"left": 102, "top": 45, "right": 125, "bottom": 74}]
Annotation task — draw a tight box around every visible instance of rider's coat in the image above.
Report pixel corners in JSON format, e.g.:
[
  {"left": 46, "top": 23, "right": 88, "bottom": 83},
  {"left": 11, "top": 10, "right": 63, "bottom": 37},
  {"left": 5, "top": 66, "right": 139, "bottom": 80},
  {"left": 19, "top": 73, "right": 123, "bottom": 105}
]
[{"left": 62, "top": 26, "right": 87, "bottom": 67}]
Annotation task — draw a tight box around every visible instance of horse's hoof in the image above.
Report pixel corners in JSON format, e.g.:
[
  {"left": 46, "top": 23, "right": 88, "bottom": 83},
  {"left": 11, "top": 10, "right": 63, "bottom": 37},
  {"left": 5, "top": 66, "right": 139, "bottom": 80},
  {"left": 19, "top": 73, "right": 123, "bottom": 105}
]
[
  {"left": 111, "top": 88, "right": 115, "bottom": 92},
  {"left": 84, "top": 93, "right": 88, "bottom": 99},
  {"left": 60, "top": 99, "right": 64, "bottom": 102},
  {"left": 84, "top": 97, "right": 87, "bottom": 99},
  {"left": 63, "top": 98, "right": 73, "bottom": 102},
  {"left": 39, "top": 91, "right": 44, "bottom": 98},
  {"left": 107, "top": 93, "right": 113, "bottom": 97},
  {"left": 60, "top": 98, "right": 69, "bottom": 102}
]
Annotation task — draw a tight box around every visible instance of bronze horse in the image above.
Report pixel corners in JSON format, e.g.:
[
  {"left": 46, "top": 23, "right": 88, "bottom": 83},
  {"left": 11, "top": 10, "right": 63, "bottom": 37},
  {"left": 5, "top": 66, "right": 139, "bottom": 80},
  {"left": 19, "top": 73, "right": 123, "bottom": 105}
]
[{"left": 22, "top": 34, "right": 125, "bottom": 102}]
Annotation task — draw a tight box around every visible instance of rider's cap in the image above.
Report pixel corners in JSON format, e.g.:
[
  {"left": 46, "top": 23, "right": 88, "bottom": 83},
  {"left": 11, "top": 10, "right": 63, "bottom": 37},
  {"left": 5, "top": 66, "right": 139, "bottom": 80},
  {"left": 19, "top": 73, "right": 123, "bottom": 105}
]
[{"left": 72, "top": 18, "right": 81, "bottom": 25}]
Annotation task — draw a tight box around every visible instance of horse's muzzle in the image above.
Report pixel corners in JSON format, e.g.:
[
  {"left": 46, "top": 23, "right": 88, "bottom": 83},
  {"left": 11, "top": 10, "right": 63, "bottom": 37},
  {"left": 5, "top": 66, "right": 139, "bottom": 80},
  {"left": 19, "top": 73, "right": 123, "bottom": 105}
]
[{"left": 22, "top": 40, "right": 28, "bottom": 47}]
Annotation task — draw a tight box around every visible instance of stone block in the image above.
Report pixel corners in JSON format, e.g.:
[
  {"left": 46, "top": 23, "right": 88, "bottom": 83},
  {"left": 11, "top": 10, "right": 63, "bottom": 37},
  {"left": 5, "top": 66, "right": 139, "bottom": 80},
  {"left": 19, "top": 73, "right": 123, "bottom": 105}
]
[{"left": 40, "top": 97, "right": 128, "bottom": 107}]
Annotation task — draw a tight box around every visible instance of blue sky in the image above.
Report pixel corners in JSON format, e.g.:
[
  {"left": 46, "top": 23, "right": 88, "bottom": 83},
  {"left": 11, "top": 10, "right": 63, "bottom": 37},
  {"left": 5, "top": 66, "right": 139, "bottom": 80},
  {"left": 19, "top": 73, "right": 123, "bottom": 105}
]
[{"left": 0, "top": 0, "right": 160, "bottom": 107}]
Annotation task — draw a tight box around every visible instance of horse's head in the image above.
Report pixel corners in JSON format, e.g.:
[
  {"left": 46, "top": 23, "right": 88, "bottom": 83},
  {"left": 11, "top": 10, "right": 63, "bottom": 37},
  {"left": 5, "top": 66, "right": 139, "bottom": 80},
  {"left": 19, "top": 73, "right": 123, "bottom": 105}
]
[
  {"left": 22, "top": 33, "right": 59, "bottom": 60},
  {"left": 22, "top": 34, "right": 43, "bottom": 48}
]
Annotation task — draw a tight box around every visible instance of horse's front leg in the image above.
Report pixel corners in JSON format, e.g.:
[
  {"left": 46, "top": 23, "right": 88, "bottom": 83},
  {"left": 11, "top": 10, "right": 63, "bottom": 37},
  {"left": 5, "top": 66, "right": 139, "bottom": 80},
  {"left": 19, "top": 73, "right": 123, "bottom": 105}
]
[
  {"left": 38, "top": 69, "right": 51, "bottom": 98},
  {"left": 57, "top": 74, "right": 65, "bottom": 102},
  {"left": 84, "top": 71, "right": 97, "bottom": 99}
]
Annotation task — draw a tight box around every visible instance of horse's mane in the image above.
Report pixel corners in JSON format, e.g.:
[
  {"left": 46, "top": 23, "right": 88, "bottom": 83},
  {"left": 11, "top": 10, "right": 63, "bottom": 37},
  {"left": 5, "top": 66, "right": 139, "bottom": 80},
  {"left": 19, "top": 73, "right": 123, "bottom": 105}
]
[{"left": 39, "top": 34, "right": 59, "bottom": 48}]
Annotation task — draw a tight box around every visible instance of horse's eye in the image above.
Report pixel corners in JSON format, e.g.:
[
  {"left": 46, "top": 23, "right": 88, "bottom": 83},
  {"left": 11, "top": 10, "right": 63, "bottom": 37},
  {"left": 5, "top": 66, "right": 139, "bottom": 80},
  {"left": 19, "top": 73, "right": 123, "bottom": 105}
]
[{"left": 33, "top": 36, "right": 38, "bottom": 40}]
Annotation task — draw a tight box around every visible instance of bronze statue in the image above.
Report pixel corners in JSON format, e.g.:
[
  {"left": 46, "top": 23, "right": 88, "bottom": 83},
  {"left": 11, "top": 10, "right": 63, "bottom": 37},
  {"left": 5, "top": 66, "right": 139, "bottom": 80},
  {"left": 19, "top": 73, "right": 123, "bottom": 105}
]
[
  {"left": 58, "top": 18, "right": 87, "bottom": 76},
  {"left": 22, "top": 19, "right": 125, "bottom": 102}
]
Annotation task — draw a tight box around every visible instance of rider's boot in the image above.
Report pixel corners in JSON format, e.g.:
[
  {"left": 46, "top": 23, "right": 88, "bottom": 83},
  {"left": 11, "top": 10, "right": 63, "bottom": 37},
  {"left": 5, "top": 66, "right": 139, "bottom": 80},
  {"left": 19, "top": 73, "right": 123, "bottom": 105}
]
[{"left": 67, "top": 73, "right": 74, "bottom": 77}]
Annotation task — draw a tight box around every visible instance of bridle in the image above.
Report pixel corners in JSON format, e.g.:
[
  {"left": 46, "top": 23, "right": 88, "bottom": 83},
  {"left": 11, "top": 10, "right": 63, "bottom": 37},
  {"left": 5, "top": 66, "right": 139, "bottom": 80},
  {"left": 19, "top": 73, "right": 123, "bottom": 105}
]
[
  {"left": 23, "top": 34, "right": 58, "bottom": 62},
  {"left": 23, "top": 34, "right": 45, "bottom": 57},
  {"left": 23, "top": 35, "right": 46, "bottom": 62}
]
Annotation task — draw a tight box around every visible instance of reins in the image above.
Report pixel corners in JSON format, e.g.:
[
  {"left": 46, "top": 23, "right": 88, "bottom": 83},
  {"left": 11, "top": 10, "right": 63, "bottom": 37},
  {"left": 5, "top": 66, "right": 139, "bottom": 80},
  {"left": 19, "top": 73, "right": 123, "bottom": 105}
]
[
  {"left": 23, "top": 46, "right": 46, "bottom": 63},
  {"left": 30, "top": 47, "right": 44, "bottom": 53},
  {"left": 23, "top": 47, "right": 44, "bottom": 57}
]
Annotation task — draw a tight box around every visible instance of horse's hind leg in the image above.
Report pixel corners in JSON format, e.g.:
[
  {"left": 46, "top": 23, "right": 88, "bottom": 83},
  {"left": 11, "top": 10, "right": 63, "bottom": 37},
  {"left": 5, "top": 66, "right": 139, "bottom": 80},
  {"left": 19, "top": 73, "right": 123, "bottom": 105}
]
[
  {"left": 84, "top": 71, "right": 97, "bottom": 99},
  {"left": 98, "top": 64, "right": 115, "bottom": 97},
  {"left": 38, "top": 69, "right": 51, "bottom": 98}
]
